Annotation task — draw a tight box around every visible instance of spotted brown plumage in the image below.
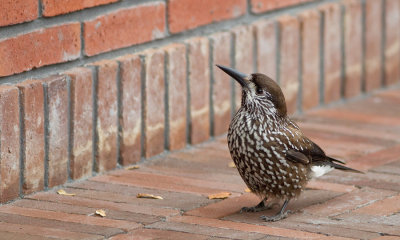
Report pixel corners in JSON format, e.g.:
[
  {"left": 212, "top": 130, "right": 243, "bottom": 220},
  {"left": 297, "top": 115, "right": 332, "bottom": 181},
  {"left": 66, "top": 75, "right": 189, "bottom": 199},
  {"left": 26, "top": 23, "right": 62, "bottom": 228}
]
[{"left": 217, "top": 65, "right": 362, "bottom": 222}]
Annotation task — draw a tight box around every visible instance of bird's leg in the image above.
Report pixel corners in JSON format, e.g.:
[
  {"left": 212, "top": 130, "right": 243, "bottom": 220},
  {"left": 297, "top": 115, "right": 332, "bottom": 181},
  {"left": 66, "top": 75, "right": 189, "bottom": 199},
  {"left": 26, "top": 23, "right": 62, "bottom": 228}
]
[
  {"left": 260, "top": 199, "right": 291, "bottom": 222},
  {"left": 240, "top": 198, "right": 270, "bottom": 213}
]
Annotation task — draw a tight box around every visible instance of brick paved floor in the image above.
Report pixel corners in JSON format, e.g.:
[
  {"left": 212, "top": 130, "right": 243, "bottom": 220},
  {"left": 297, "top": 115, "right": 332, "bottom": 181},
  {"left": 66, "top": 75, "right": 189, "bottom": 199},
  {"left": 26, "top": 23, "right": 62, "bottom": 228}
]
[{"left": 1, "top": 88, "right": 400, "bottom": 240}]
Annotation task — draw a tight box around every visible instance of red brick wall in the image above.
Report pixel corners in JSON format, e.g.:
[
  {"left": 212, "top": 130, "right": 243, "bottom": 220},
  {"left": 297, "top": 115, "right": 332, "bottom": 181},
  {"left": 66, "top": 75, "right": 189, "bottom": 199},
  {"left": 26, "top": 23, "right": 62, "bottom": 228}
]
[{"left": 0, "top": 0, "right": 399, "bottom": 203}]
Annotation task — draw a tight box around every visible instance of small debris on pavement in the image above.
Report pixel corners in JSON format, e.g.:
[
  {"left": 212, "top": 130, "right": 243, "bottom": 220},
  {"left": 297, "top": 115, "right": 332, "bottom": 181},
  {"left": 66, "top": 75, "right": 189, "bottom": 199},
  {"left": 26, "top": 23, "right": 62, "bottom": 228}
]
[
  {"left": 228, "top": 162, "right": 236, "bottom": 168},
  {"left": 95, "top": 209, "right": 107, "bottom": 217},
  {"left": 57, "top": 189, "right": 76, "bottom": 196},
  {"left": 137, "top": 193, "right": 164, "bottom": 199},
  {"left": 208, "top": 192, "right": 231, "bottom": 199},
  {"left": 125, "top": 165, "right": 140, "bottom": 170},
  {"left": 244, "top": 188, "right": 252, "bottom": 193}
]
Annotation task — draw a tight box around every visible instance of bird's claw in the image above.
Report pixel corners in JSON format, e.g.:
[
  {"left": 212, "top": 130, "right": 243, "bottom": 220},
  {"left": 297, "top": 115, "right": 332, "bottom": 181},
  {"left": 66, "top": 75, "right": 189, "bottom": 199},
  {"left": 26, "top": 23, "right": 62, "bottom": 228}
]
[{"left": 260, "top": 210, "right": 291, "bottom": 222}]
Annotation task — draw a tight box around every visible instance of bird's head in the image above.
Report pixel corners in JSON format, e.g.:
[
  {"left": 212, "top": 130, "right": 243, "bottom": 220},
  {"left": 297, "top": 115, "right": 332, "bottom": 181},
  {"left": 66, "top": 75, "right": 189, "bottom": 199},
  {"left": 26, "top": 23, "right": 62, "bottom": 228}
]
[{"left": 217, "top": 65, "right": 287, "bottom": 117}]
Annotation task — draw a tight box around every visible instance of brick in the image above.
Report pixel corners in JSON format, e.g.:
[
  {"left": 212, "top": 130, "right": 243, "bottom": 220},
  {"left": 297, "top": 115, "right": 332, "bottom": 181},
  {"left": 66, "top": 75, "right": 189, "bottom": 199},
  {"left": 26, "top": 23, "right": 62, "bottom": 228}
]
[
  {"left": 278, "top": 16, "right": 300, "bottom": 114},
  {"left": 42, "top": 0, "right": 119, "bottom": 17},
  {"left": 93, "top": 60, "right": 118, "bottom": 172},
  {"left": 384, "top": 0, "right": 400, "bottom": 86},
  {"left": 0, "top": 0, "right": 37, "bottom": 27},
  {"left": 306, "top": 180, "right": 357, "bottom": 193},
  {"left": 0, "top": 221, "right": 102, "bottom": 240},
  {"left": 233, "top": 25, "right": 254, "bottom": 110},
  {"left": 168, "top": 0, "right": 246, "bottom": 33},
  {"left": 320, "top": 4, "right": 342, "bottom": 103},
  {"left": 84, "top": 2, "right": 165, "bottom": 56},
  {"left": 64, "top": 68, "right": 93, "bottom": 180},
  {"left": 343, "top": 0, "right": 363, "bottom": 98},
  {"left": 0, "top": 205, "right": 141, "bottom": 232},
  {"left": 164, "top": 44, "right": 187, "bottom": 150},
  {"left": 365, "top": 0, "right": 383, "bottom": 92},
  {"left": 110, "top": 228, "right": 210, "bottom": 240},
  {"left": 0, "top": 231, "right": 57, "bottom": 240},
  {"left": 300, "top": 10, "right": 320, "bottom": 110},
  {"left": 0, "top": 86, "right": 20, "bottom": 203},
  {"left": 254, "top": 19, "right": 277, "bottom": 79},
  {"left": 117, "top": 54, "right": 142, "bottom": 164},
  {"left": 353, "top": 193, "right": 400, "bottom": 216},
  {"left": 142, "top": 49, "right": 165, "bottom": 158},
  {"left": 187, "top": 37, "right": 211, "bottom": 144},
  {"left": 17, "top": 80, "right": 45, "bottom": 194},
  {"left": 0, "top": 23, "right": 81, "bottom": 77},
  {"left": 210, "top": 32, "right": 232, "bottom": 136},
  {"left": 44, "top": 75, "right": 69, "bottom": 188},
  {"left": 250, "top": 0, "right": 313, "bottom": 14}
]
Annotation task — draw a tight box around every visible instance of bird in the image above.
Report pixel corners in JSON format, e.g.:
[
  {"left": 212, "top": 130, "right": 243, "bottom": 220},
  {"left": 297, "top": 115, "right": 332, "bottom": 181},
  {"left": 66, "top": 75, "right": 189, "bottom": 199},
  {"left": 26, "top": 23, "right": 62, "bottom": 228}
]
[{"left": 216, "top": 65, "right": 362, "bottom": 222}]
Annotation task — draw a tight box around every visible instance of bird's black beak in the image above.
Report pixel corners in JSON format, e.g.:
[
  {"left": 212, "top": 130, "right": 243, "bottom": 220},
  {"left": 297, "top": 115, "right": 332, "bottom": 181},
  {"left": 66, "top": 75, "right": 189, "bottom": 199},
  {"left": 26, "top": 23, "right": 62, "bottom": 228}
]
[{"left": 216, "top": 65, "right": 249, "bottom": 89}]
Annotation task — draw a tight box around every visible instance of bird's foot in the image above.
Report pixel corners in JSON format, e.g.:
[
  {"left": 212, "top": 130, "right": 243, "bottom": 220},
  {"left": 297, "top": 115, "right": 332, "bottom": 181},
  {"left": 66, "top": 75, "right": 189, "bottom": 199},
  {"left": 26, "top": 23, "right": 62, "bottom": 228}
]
[
  {"left": 260, "top": 210, "right": 291, "bottom": 222},
  {"left": 240, "top": 202, "right": 278, "bottom": 213}
]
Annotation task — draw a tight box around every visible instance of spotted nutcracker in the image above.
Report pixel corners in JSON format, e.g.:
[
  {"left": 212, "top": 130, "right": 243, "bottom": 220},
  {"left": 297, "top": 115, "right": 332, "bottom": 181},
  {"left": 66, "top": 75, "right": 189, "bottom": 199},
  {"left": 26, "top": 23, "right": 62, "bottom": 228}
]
[{"left": 217, "top": 65, "right": 362, "bottom": 222}]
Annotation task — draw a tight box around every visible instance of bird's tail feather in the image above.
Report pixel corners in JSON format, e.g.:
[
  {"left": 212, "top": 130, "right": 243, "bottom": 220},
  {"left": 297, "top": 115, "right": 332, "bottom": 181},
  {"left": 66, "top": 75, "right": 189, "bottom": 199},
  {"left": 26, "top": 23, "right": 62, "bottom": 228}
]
[{"left": 330, "top": 161, "right": 364, "bottom": 174}]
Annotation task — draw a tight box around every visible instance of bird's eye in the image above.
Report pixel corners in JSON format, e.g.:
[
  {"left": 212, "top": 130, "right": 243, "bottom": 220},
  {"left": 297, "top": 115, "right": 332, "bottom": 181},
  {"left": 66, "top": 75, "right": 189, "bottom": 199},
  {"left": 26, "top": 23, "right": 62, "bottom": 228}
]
[{"left": 256, "top": 87, "right": 263, "bottom": 95}]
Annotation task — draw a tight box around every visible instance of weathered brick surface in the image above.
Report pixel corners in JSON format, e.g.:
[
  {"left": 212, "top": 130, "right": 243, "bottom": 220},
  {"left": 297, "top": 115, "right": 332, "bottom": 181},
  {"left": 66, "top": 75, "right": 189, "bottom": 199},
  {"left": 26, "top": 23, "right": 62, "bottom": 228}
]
[
  {"left": 250, "top": 0, "right": 313, "bottom": 14},
  {"left": 168, "top": 0, "right": 247, "bottom": 33},
  {"left": 300, "top": 10, "right": 320, "bottom": 110},
  {"left": 210, "top": 32, "right": 232, "bottom": 136},
  {"left": 117, "top": 54, "right": 142, "bottom": 164},
  {"left": 278, "top": 16, "right": 300, "bottom": 114},
  {"left": 84, "top": 2, "right": 166, "bottom": 56},
  {"left": 142, "top": 49, "right": 165, "bottom": 158},
  {"left": 0, "top": 86, "right": 20, "bottom": 203},
  {"left": 17, "top": 80, "right": 45, "bottom": 194},
  {"left": 365, "top": 0, "right": 383, "bottom": 92},
  {"left": 320, "top": 4, "right": 342, "bottom": 103},
  {"left": 0, "top": 23, "right": 81, "bottom": 77},
  {"left": 64, "top": 68, "right": 93, "bottom": 180},
  {"left": 233, "top": 25, "right": 254, "bottom": 110},
  {"left": 164, "top": 44, "right": 187, "bottom": 150},
  {"left": 254, "top": 19, "right": 277, "bottom": 79},
  {"left": 42, "top": 0, "right": 119, "bottom": 17},
  {"left": 343, "top": 0, "right": 362, "bottom": 98},
  {"left": 44, "top": 75, "right": 69, "bottom": 187},
  {"left": 187, "top": 37, "right": 210, "bottom": 144},
  {"left": 93, "top": 60, "right": 118, "bottom": 172},
  {"left": 0, "top": 0, "right": 37, "bottom": 27},
  {"left": 384, "top": 0, "right": 400, "bottom": 86}
]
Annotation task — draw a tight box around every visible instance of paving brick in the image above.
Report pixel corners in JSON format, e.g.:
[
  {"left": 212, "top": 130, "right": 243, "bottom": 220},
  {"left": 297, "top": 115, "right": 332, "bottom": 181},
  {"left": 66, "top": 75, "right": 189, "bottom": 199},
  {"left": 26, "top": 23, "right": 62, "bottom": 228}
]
[
  {"left": 384, "top": 0, "right": 400, "bottom": 86},
  {"left": 353, "top": 193, "right": 400, "bottom": 216},
  {"left": 64, "top": 68, "right": 93, "bottom": 180},
  {"left": 365, "top": 0, "right": 383, "bottom": 92},
  {"left": 371, "top": 160, "right": 400, "bottom": 176},
  {"left": 0, "top": 221, "right": 102, "bottom": 240},
  {"left": 250, "top": 0, "right": 313, "bottom": 14},
  {"left": 187, "top": 37, "right": 211, "bottom": 144},
  {"left": 300, "top": 10, "right": 320, "bottom": 110},
  {"left": 0, "top": 0, "right": 37, "bottom": 27},
  {"left": 254, "top": 19, "right": 277, "bottom": 79},
  {"left": 233, "top": 25, "right": 254, "bottom": 110},
  {"left": 0, "top": 86, "right": 20, "bottom": 203},
  {"left": 306, "top": 180, "right": 356, "bottom": 193},
  {"left": 303, "top": 187, "right": 395, "bottom": 217},
  {"left": 168, "top": 0, "right": 246, "bottom": 33},
  {"left": 0, "top": 23, "right": 81, "bottom": 77},
  {"left": 278, "top": 15, "right": 300, "bottom": 114},
  {"left": 92, "top": 60, "right": 118, "bottom": 172},
  {"left": 0, "top": 231, "right": 57, "bottom": 240},
  {"left": 117, "top": 54, "right": 142, "bottom": 164},
  {"left": 44, "top": 75, "right": 69, "bottom": 188},
  {"left": 164, "top": 44, "right": 187, "bottom": 150},
  {"left": 0, "top": 212, "right": 123, "bottom": 238},
  {"left": 142, "top": 49, "right": 165, "bottom": 158},
  {"left": 346, "top": 144, "right": 400, "bottom": 171},
  {"left": 84, "top": 2, "right": 165, "bottom": 56},
  {"left": 110, "top": 228, "right": 210, "bottom": 240},
  {"left": 343, "top": 0, "right": 363, "bottom": 98},
  {"left": 17, "top": 80, "right": 45, "bottom": 195},
  {"left": 320, "top": 3, "right": 342, "bottom": 103},
  {"left": 210, "top": 32, "right": 232, "bottom": 136},
  {"left": 42, "top": 0, "right": 119, "bottom": 17}
]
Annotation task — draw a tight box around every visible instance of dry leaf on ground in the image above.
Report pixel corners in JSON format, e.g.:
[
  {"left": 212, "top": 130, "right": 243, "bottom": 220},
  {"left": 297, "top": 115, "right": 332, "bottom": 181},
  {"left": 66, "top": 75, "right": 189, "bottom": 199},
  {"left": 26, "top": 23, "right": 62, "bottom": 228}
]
[
  {"left": 57, "top": 189, "right": 76, "bottom": 196},
  {"left": 95, "top": 209, "right": 107, "bottom": 217},
  {"left": 244, "top": 188, "right": 252, "bottom": 193},
  {"left": 125, "top": 165, "right": 140, "bottom": 170},
  {"left": 137, "top": 193, "right": 163, "bottom": 199},
  {"left": 208, "top": 192, "right": 231, "bottom": 199},
  {"left": 228, "top": 162, "right": 236, "bottom": 168}
]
